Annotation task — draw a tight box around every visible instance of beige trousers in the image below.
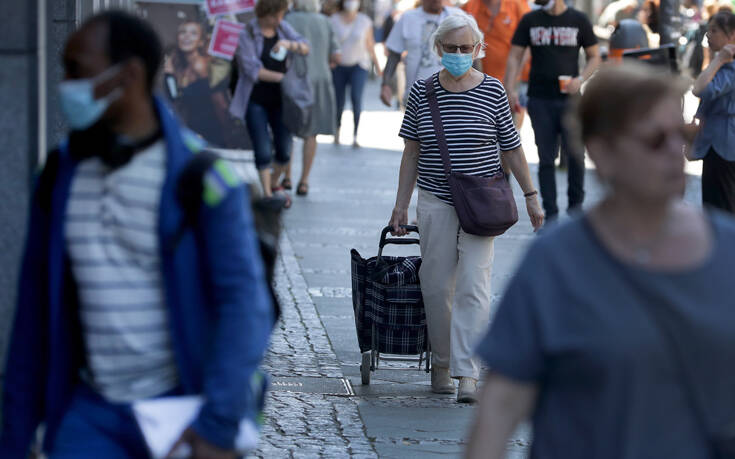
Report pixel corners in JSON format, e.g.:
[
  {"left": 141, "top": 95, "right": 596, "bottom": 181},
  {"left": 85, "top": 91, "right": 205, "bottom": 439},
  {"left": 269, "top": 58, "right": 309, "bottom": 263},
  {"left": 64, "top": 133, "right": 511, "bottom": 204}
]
[{"left": 417, "top": 189, "right": 494, "bottom": 379}]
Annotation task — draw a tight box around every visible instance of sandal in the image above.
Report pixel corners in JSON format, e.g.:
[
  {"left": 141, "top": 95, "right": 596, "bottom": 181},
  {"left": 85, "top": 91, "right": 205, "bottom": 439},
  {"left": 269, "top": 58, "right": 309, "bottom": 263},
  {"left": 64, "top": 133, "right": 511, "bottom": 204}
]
[
  {"left": 280, "top": 178, "right": 292, "bottom": 190},
  {"left": 271, "top": 187, "right": 292, "bottom": 209},
  {"left": 296, "top": 182, "right": 309, "bottom": 196}
]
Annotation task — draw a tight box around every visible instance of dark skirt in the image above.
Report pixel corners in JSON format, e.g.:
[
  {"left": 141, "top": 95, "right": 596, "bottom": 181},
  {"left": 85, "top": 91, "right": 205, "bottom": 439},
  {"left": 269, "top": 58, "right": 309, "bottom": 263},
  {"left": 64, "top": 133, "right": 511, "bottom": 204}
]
[{"left": 702, "top": 148, "right": 735, "bottom": 213}]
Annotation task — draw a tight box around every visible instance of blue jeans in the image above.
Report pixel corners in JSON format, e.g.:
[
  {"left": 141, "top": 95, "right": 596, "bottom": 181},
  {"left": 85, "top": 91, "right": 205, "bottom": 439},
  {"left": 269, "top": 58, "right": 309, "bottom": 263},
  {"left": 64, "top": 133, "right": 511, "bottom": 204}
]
[
  {"left": 526, "top": 96, "right": 585, "bottom": 218},
  {"left": 48, "top": 385, "right": 150, "bottom": 458},
  {"left": 332, "top": 65, "right": 369, "bottom": 133},
  {"left": 245, "top": 100, "right": 293, "bottom": 170}
]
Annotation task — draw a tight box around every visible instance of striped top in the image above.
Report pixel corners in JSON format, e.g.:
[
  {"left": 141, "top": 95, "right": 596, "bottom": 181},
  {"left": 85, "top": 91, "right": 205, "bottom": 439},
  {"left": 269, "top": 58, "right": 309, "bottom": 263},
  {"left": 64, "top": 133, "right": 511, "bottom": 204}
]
[
  {"left": 399, "top": 73, "right": 521, "bottom": 205},
  {"left": 65, "top": 140, "right": 179, "bottom": 402}
]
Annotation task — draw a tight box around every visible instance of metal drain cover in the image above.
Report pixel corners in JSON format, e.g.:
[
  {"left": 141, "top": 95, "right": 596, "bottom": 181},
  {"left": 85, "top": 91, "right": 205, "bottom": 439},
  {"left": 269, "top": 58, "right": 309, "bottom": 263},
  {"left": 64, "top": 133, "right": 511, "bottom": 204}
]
[{"left": 270, "top": 377, "right": 354, "bottom": 396}]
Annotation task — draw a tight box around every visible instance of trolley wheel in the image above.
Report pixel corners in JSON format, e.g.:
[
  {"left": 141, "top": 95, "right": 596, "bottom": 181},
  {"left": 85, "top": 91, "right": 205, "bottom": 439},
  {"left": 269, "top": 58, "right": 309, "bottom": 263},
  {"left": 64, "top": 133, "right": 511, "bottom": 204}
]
[{"left": 360, "top": 351, "right": 371, "bottom": 385}]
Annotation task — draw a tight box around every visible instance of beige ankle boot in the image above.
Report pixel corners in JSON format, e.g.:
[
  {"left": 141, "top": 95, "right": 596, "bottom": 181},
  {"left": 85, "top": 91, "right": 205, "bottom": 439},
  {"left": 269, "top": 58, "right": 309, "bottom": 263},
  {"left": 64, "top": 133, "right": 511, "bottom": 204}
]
[
  {"left": 431, "top": 366, "right": 455, "bottom": 394},
  {"left": 457, "top": 377, "right": 478, "bottom": 403}
]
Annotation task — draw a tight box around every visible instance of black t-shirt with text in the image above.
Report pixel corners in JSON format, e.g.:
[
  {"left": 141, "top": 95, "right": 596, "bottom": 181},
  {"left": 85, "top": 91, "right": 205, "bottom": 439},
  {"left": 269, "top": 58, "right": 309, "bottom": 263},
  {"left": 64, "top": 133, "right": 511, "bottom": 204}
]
[{"left": 512, "top": 8, "right": 597, "bottom": 99}]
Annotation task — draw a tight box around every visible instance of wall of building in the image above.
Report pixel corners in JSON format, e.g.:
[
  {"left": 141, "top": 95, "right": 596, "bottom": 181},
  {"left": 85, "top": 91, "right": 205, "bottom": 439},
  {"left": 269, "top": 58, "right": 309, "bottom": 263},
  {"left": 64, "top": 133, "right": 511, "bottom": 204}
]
[{"left": 0, "top": 0, "right": 134, "bottom": 395}]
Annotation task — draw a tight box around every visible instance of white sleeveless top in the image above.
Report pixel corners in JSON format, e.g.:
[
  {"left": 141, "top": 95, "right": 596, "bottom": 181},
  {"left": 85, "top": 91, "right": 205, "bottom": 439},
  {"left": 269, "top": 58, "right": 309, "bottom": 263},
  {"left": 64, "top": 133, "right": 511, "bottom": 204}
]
[{"left": 330, "top": 13, "right": 372, "bottom": 70}]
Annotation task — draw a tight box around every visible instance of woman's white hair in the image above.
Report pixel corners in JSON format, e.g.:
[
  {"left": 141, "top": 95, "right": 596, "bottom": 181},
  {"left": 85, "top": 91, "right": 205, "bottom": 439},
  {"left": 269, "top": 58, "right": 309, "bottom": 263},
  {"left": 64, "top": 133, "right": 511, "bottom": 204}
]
[
  {"left": 430, "top": 12, "right": 485, "bottom": 58},
  {"left": 293, "top": 0, "right": 321, "bottom": 13}
]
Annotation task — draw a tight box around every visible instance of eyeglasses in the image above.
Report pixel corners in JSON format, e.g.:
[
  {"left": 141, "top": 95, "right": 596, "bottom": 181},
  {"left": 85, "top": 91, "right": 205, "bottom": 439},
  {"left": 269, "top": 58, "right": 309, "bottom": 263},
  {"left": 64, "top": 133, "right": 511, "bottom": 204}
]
[
  {"left": 440, "top": 42, "right": 477, "bottom": 54},
  {"left": 630, "top": 124, "right": 697, "bottom": 151}
]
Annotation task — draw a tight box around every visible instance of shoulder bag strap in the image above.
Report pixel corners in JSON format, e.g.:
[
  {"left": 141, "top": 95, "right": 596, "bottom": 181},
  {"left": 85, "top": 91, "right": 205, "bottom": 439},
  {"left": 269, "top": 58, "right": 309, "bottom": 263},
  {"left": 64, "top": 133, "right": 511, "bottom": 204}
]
[
  {"left": 423, "top": 75, "right": 452, "bottom": 177},
  {"left": 605, "top": 241, "right": 718, "bottom": 454}
]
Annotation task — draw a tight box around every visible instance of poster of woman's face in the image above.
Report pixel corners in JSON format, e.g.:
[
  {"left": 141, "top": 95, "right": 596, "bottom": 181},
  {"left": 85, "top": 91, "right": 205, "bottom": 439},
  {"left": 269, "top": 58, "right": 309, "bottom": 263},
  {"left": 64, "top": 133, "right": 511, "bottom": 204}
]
[{"left": 136, "top": 1, "right": 252, "bottom": 149}]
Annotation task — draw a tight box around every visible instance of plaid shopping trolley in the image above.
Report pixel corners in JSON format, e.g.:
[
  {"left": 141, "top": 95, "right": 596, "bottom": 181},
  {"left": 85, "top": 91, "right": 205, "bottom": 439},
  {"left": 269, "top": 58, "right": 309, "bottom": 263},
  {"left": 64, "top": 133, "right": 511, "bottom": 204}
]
[{"left": 350, "top": 225, "right": 430, "bottom": 385}]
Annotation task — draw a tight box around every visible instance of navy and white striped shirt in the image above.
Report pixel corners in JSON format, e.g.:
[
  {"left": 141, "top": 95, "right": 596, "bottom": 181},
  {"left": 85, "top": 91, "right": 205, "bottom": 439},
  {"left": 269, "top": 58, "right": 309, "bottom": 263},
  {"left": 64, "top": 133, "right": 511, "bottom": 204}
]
[
  {"left": 399, "top": 73, "right": 521, "bottom": 205},
  {"left": 65, "top": 141, "right": 179, "bottom": 402}
]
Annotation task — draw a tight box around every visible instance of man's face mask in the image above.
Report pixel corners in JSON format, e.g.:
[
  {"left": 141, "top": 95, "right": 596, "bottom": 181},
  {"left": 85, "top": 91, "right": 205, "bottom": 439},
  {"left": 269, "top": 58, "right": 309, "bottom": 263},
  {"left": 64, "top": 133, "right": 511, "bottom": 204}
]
[{"left": 58, "top": 65, "right": 123, "bottom": 131}]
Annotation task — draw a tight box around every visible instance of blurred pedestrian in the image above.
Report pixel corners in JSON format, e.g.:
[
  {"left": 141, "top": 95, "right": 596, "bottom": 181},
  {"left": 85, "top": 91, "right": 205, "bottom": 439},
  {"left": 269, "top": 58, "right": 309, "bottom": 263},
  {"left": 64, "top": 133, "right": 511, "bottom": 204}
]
[
  {"left": 380, "top": 0, "right": 461, "bottom": 107},
  {"left": 462, "top": 0, "right": 529, "bottom": 82},
  {"left": 505, "top": 0, "right": 600, "bottom": 221},
  {"left": 637, "top": 0, "right": 661, "bottom": 47},
  {"left": 692, "top": 11, "right": 735, "bottom": 213},
  {"left": 331, "top": 0, "right": 383, "bottom": 147},
  {"left": 230, "top": 0, "right": 310, "bottom": 206},
  {"left": 0, "top": 11, "right": 273, "bottom": 458},
  {"left": 389, "top": 13, "right": 543, "bottom": 404},
  {"left": 466, "top": 63, "right": 735, "bottom": 459},
  {"left": 282, "top": 0, "right": 341, "bottom": 195}
]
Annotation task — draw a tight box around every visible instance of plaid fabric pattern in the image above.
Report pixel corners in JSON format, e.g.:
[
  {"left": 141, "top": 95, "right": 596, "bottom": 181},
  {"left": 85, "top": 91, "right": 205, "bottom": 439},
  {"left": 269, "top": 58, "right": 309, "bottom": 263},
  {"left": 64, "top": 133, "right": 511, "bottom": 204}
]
[{"left": 351, "top": 249, "right": 429, "bottom": 354}]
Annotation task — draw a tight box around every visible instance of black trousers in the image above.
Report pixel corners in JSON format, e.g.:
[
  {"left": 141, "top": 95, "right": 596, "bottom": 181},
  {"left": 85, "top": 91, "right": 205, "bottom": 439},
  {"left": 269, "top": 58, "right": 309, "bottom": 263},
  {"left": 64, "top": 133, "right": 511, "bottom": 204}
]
[
  {"left": 526, "top": 97, "right": 585, "bottom": 218},
  {"left": 702, "top": 149, "right": 735, "bottom": 214}
]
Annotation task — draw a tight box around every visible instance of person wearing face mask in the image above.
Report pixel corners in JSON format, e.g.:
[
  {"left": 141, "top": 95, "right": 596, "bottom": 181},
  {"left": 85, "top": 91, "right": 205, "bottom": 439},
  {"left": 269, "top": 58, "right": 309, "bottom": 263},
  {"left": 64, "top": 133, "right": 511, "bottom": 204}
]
[
  {"left": 230, "top": 0, "right": 310, "bottom": 207},
  {"left": 380, "top": 0, "right": 462, "bottom": 108},
  {"left": 0, "top": 11, "right": 274, "bottom": 458},
  {"left": 389, "top": 12, "right": 543, "bottom": 404},
  {"left": 466, "top": 62, "right": 735, "bottom": 459},
  {"left": 330, "top": 0, "right": 383, "bottom": 147},
  {"left": 504, "top": 0, "right": 600, "bottom": 224}
]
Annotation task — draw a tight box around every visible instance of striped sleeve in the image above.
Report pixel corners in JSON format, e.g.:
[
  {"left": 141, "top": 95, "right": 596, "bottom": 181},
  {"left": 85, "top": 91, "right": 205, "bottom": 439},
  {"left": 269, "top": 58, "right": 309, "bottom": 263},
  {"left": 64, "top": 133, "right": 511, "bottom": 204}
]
[
  {"left": 492, "top": 80, "right": 521, "bottom": 152},
  {"left": 399, "top": 80, "right": 422, "bottom": 141}
]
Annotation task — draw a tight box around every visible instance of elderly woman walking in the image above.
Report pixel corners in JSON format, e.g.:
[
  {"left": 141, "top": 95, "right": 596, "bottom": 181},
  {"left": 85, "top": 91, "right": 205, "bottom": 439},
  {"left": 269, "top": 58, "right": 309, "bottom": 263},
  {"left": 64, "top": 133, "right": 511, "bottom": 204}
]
[
  {"left": 281, "top": 0, "right": 341, "bottom": 196},
  {"left": 467, "top": 63, "right": 735, "bottom": 459},
  {"left": 388, "top": 12, "right": 543, "bottom": 403},
  {"left": 229, "top": 0, "right": 309, "bottom": 205}
]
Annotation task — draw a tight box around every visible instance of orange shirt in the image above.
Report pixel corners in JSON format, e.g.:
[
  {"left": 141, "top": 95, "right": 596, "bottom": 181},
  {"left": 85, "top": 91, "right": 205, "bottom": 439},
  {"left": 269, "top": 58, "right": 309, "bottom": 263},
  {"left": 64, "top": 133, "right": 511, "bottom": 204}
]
[{"left": 463, "top": 0, "right": 530, "bottom": 82}]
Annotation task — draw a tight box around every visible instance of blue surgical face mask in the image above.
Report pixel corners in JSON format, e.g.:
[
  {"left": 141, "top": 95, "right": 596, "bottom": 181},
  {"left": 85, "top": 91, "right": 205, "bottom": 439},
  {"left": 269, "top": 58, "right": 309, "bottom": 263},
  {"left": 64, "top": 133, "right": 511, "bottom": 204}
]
[
  {"left": 58, "top": 65, "right": 122, "bottom": 131},
  {"left": 441, "top": 52, "right": 473, "bottom": 77}
]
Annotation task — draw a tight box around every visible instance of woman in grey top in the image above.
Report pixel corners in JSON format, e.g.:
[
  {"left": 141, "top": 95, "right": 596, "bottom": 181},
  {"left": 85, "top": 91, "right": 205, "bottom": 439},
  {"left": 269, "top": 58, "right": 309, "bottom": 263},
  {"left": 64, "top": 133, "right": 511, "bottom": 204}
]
[
  {"left": 467, "top": 64, "right": 735, "bottom": 459},
  {"left": 281, "top": 0, "right": 341, "bottom": 196}
]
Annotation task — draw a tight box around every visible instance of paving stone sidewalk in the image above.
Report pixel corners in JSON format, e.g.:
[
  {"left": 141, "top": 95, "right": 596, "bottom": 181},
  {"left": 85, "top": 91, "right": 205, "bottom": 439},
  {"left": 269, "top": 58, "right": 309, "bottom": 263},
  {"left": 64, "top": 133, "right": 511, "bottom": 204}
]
[{"left": 254, "top": 234, "right": 376, "bottom": 458}]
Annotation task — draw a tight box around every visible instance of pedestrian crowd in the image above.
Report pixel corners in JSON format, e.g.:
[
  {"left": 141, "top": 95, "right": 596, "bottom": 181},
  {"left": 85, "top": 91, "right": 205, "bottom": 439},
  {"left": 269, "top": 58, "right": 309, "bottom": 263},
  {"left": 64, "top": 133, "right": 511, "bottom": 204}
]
[{"left": 3, "top": 0, "right": 735, "bottom": 458}]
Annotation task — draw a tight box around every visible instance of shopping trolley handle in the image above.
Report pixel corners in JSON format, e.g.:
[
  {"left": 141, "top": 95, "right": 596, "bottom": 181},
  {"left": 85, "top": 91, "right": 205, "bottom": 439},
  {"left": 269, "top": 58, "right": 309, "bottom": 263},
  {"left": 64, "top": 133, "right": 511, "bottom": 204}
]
[
  {"left": 379, "top": 225, "right": 419, "bottom": 248},
  {"left": 377, "top": 225, "right": 419, "bottom": 261}
]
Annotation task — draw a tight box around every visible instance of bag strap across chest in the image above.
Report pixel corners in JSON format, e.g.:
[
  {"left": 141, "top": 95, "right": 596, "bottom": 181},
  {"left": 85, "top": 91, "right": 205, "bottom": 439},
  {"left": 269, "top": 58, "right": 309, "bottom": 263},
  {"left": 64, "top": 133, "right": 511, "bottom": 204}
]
[{"left": 424, "top": 75, "right": 453, "bottom": 178}]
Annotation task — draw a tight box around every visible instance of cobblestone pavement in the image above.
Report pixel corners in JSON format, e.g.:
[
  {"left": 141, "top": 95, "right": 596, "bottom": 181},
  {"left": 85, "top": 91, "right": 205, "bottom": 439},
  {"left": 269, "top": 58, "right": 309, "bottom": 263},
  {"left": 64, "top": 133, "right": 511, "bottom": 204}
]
[{"left": 254, "top": 234, "right": 377, "bottom": 458}]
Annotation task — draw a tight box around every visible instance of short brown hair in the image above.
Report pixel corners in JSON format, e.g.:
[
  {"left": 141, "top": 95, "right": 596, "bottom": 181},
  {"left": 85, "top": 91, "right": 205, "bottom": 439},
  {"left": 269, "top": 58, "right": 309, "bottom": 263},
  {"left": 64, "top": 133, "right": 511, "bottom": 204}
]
[
  {"left": 255, "top": 0, "right": 289, "bottom": 18},
  {"left": 572, "top": 63, "right": 687, "bottom": 144}
]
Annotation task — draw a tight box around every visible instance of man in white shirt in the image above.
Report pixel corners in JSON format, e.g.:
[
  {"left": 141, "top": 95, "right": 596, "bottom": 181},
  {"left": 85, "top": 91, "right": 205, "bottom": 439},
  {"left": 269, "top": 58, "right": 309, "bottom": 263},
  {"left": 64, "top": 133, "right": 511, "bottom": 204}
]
[{"left": 380, "top": 0, "right": 461, "bottom": 106}]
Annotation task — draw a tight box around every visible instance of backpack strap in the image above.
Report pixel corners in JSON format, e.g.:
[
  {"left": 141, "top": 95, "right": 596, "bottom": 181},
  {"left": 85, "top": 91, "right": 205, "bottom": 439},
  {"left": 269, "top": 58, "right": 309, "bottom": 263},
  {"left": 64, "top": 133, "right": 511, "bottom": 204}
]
[{"left": 170, "top": 150, "right": 220, "bottom": 252}]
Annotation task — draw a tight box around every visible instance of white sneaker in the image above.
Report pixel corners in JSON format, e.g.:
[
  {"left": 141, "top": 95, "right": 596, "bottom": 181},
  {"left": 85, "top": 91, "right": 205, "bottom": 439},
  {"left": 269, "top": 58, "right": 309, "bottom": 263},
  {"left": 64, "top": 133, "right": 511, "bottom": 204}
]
[
  {"left": 431, "top": 366, "right": 455, "bottom": 394},
  {"left": 457, "top": 377, "right": 478, "bottom": 403}
]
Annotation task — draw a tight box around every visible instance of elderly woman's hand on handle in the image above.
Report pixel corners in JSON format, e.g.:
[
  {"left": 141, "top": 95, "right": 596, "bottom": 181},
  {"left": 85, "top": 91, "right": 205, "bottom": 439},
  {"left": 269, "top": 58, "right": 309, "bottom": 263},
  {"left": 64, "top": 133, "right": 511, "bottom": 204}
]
[
  {"left": 390, "top": 140, "right": 420, "bottom": 237},
  {"left": 389, "top": 207, "right": 409, "bottom": 236}
]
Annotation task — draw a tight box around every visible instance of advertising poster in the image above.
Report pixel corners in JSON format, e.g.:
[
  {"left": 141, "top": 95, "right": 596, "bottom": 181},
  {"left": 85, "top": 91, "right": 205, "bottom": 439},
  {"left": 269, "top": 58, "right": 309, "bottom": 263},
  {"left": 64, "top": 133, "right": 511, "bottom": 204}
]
[
  {"left": 208, "top": 20, "right": 245, "bottom": 60},
  {"left": 136, "top": 1, "right": 252, "bottom": 149},
  {"left": 205, "top": 0, "right": 255, "bottom": 16}
]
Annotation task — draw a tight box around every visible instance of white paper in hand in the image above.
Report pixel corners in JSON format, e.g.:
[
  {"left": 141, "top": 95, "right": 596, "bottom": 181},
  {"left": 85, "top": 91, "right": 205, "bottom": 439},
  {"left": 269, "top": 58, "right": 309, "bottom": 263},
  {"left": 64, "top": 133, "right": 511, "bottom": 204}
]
[{"left": 132, "top": 396, "right": 259, "bottom": 459}]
